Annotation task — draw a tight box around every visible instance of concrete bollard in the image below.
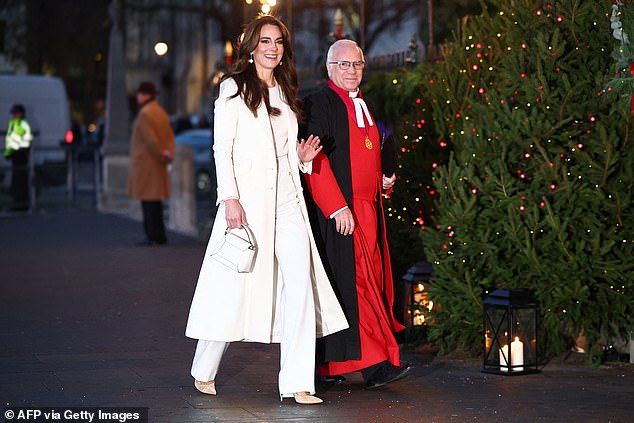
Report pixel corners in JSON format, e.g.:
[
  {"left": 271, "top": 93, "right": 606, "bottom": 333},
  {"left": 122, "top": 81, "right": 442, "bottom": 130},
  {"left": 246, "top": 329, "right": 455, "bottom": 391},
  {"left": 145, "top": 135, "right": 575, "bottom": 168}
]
[{"left": 168, "top": 144, "right": 197, "bottom": 236}]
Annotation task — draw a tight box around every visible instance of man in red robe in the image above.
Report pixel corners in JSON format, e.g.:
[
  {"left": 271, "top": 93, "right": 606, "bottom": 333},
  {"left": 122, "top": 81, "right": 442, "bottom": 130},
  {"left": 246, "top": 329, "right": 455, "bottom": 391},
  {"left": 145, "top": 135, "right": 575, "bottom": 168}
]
[{"left": 301, "top": 39, "right": 412, "bottom": 389}]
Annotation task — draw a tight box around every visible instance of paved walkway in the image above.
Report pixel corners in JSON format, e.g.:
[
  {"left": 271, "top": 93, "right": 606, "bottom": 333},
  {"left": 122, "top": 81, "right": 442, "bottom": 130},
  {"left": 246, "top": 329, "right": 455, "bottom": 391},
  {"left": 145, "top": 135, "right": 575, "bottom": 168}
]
[{"left": 1, "top": 209, "right": 633, "bottom": 422}]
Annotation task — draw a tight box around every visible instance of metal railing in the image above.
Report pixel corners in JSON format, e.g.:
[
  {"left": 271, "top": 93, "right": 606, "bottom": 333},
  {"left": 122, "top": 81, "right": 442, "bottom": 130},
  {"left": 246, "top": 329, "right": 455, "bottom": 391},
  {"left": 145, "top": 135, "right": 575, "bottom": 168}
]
[
  {"left": 365, "top": 49, "right": 418, "bottom": 71},
  {"left": 0, "top": 143, "right": 102, "bottom": 213}
]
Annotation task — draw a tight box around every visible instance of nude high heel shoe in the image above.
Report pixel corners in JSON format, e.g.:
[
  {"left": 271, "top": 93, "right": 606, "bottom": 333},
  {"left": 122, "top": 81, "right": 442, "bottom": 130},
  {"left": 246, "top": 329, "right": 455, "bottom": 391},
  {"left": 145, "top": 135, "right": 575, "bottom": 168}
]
[
  {"left": 292, "top": 392, "right": 323, "bottom": 405},
  {"left": 194, "top": 380, "right": 216, "bottom": 395}
]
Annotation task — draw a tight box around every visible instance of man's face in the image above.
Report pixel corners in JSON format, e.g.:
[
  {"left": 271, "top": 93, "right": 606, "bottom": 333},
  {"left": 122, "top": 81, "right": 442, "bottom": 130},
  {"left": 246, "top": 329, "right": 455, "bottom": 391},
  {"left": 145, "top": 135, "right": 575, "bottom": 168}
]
[
  {"left": 136, "top": 92, "right": 150, "bottom": 105},
  {"left": 327, "top": 43, "right": 364, "bottom": 92}
]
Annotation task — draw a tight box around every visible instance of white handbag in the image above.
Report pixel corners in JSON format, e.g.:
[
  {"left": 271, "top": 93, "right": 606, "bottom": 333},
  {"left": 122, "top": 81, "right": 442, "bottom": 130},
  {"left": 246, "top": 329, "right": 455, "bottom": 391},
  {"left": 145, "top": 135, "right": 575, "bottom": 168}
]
[{"left": 209, "top": 225, "right": 257, "bottom": 273}]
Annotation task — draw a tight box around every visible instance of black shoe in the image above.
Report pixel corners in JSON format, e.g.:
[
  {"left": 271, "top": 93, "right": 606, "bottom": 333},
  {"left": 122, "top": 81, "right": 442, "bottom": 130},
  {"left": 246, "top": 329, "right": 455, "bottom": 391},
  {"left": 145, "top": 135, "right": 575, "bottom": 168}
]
[
  {"left": 317, "top": 374, "right": 346, "bottom": 384},
  {"left": 365, "top": 362, "right": 413, "bottom": 389}
]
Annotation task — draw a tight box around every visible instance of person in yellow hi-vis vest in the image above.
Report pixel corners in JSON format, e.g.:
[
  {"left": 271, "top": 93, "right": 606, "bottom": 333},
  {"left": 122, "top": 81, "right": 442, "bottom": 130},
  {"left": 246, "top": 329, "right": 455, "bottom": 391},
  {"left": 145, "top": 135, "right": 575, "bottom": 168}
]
[{"left": 4, "top": 104, "right": 33, "bottom": 211}]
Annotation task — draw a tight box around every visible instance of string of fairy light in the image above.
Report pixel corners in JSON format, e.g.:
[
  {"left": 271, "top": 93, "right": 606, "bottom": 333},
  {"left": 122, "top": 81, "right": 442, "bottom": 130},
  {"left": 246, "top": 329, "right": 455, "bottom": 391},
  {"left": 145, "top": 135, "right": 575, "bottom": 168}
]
[{"left": 384, "top": 2, "right": 632, "bottom": 282}]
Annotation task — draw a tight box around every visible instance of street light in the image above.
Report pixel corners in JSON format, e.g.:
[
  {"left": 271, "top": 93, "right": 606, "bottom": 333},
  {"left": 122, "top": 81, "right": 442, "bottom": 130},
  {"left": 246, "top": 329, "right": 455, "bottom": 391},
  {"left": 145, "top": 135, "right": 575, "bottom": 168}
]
[
  {"left": 153, "top": 41, "right": 173, "bottom": 112},
  {"left": 154, "top": 42, "right": 168, "bottom": 56}
]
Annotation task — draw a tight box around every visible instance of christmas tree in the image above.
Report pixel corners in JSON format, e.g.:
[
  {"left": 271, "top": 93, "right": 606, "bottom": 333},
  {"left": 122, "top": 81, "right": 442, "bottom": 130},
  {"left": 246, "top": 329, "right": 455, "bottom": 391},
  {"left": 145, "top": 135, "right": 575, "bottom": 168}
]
[{"left": 366, "top": 0, "right": 634, "bottom": 360}]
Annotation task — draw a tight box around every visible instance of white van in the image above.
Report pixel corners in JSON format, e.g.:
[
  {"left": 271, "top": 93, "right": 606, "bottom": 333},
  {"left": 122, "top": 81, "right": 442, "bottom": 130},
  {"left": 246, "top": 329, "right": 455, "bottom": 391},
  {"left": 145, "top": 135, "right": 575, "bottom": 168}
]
[{"left": 0, "top": 74, "right": 72, "bottom": 185}]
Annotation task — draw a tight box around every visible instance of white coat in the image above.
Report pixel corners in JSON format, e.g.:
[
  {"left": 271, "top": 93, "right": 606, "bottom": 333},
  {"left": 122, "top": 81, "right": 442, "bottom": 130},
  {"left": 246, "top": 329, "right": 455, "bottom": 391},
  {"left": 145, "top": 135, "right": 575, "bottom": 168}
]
[{"left": 185, "top": 78, "right": 348, "bottom": 343}]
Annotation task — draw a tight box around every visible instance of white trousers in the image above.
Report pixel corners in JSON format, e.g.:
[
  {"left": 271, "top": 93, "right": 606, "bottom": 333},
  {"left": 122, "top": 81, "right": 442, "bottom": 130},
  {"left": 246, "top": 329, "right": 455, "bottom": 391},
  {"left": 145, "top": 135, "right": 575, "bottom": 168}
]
[{"left": 191, "top": 155, "right": 317, "bottom": 396}]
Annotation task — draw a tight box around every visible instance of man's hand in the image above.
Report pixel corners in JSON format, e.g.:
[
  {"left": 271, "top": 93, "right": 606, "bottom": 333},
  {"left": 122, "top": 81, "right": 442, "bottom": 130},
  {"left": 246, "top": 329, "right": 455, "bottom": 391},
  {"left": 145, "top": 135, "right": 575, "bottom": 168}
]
[
  {"left": 382, "top": 173, "right": 396, "bottom": 190},
  {"left": 297, "top": 135, "right": 322, "bottom": 163},
  {"left": 333, "top": 208, "right": 355, "bottom": 236}
]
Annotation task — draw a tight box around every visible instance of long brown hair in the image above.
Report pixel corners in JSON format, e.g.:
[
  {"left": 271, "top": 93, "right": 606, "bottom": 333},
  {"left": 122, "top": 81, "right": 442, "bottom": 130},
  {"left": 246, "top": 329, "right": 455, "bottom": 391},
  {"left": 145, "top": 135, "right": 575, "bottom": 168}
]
[{"left": 222, "top": 15, "right": 302, "bottom": 120}]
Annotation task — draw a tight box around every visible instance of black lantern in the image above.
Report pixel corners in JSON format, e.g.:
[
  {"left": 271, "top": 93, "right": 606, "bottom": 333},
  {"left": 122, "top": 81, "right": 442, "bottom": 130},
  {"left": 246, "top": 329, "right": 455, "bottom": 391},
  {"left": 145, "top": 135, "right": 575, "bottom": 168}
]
[
  {"left": 482, "top": 289, "right": 539, "bottom": 375},
  {"left": 401, "top": 262, "right": 433, "bottom": 327}
]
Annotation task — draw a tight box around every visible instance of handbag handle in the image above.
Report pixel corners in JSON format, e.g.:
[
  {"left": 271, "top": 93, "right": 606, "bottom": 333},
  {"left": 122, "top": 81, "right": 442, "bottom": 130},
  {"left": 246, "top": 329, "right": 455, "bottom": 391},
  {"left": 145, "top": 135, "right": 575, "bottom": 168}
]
[{"left": 224, "top": 225, "right": 254, "bottom": 246}]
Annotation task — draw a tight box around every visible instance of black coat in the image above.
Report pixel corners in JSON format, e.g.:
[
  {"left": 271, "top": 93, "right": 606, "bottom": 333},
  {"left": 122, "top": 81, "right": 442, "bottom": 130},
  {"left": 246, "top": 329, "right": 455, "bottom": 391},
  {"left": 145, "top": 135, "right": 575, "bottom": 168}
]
[{"left": 300, "top": 85, "right": 397, "bottom": 363}]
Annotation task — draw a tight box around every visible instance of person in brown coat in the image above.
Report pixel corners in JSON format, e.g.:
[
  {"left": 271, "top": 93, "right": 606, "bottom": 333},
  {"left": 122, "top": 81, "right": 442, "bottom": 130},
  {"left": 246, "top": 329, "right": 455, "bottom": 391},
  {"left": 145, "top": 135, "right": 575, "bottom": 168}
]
[{"left": 127, "top": 81, "right": 175, "bottom": 245}]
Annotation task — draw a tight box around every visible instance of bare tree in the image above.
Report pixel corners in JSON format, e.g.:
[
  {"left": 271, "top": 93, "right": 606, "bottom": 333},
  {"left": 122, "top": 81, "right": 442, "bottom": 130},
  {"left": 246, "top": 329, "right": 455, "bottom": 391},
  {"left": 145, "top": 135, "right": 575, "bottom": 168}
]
[
  {"left": 279, "top": 0, "right": 481, "bottom": 69},
  {"left": 288, "top": 0, "right": 421, "bottom": 53}
]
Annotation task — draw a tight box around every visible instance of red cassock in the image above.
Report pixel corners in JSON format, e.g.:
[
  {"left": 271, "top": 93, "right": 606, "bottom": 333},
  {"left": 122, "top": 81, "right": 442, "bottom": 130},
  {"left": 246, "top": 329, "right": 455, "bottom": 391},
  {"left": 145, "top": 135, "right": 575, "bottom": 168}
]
[{"left": 304, "top": 82, "right": 405, "bottom": 375}]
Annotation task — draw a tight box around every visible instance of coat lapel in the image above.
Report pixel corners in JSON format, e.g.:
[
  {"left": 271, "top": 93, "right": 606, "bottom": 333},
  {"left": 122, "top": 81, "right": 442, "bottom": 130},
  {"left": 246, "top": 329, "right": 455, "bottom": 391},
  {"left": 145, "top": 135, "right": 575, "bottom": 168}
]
[{"left": 256, "top": 101, "right": 274, "bottom": 148}]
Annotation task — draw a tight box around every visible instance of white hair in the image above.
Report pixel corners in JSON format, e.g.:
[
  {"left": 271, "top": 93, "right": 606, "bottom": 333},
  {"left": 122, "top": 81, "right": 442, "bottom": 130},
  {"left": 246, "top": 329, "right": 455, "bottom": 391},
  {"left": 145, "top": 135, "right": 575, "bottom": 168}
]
[{"left": 326, "top": 39, "right": 365, "bottom": 63}]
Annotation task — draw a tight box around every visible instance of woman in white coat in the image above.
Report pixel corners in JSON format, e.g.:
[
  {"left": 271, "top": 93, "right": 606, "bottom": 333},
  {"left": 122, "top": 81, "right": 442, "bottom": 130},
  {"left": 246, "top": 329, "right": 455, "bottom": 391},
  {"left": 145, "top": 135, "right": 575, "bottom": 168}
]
[{"left": 185, "top": 15, "right": 348, "bottom": 405}]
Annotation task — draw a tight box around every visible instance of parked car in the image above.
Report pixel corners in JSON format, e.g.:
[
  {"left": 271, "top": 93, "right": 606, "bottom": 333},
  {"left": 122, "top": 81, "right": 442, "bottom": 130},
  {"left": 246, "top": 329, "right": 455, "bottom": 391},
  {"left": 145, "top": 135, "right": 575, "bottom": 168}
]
[
  {"left": 174, "top": 129, "right": 216, "bottom": 203},
  {"left": 170, "top": 113, "right": 211, "bottom": 134}
]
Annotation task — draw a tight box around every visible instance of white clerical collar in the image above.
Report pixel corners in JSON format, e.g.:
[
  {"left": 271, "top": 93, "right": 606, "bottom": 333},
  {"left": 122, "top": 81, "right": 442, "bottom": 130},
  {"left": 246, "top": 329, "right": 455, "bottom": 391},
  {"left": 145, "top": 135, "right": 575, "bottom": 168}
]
[{"left": 349, "top": 90, "right": 374, "bottom": 128}]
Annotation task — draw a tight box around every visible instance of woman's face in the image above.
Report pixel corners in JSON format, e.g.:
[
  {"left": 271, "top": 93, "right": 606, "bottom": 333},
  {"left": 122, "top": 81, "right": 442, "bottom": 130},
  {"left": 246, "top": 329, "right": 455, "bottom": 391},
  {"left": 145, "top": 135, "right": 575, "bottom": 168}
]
[{"left": 252, "top": 24, "right": 284, "bottom": 75}]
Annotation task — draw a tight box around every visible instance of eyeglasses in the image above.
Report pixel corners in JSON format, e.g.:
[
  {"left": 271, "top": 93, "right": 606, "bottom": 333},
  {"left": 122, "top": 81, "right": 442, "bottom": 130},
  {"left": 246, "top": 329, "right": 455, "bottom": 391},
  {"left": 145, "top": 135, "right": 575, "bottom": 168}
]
[{"left": 327, "top": 60, "right": 365, "bottom": 70}]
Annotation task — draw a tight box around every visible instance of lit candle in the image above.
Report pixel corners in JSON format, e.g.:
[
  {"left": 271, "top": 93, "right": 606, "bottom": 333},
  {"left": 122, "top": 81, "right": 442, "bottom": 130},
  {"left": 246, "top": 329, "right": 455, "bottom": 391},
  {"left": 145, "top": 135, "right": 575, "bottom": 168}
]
[
  {"left": 511, "top": 337, "right": 524, "bottom": 372},
  {"left": 499, "top": 344, "right": 509, "bottom": 372},
  {"left": 485, "top": 332, "right": 492, "bottom": 351}
]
